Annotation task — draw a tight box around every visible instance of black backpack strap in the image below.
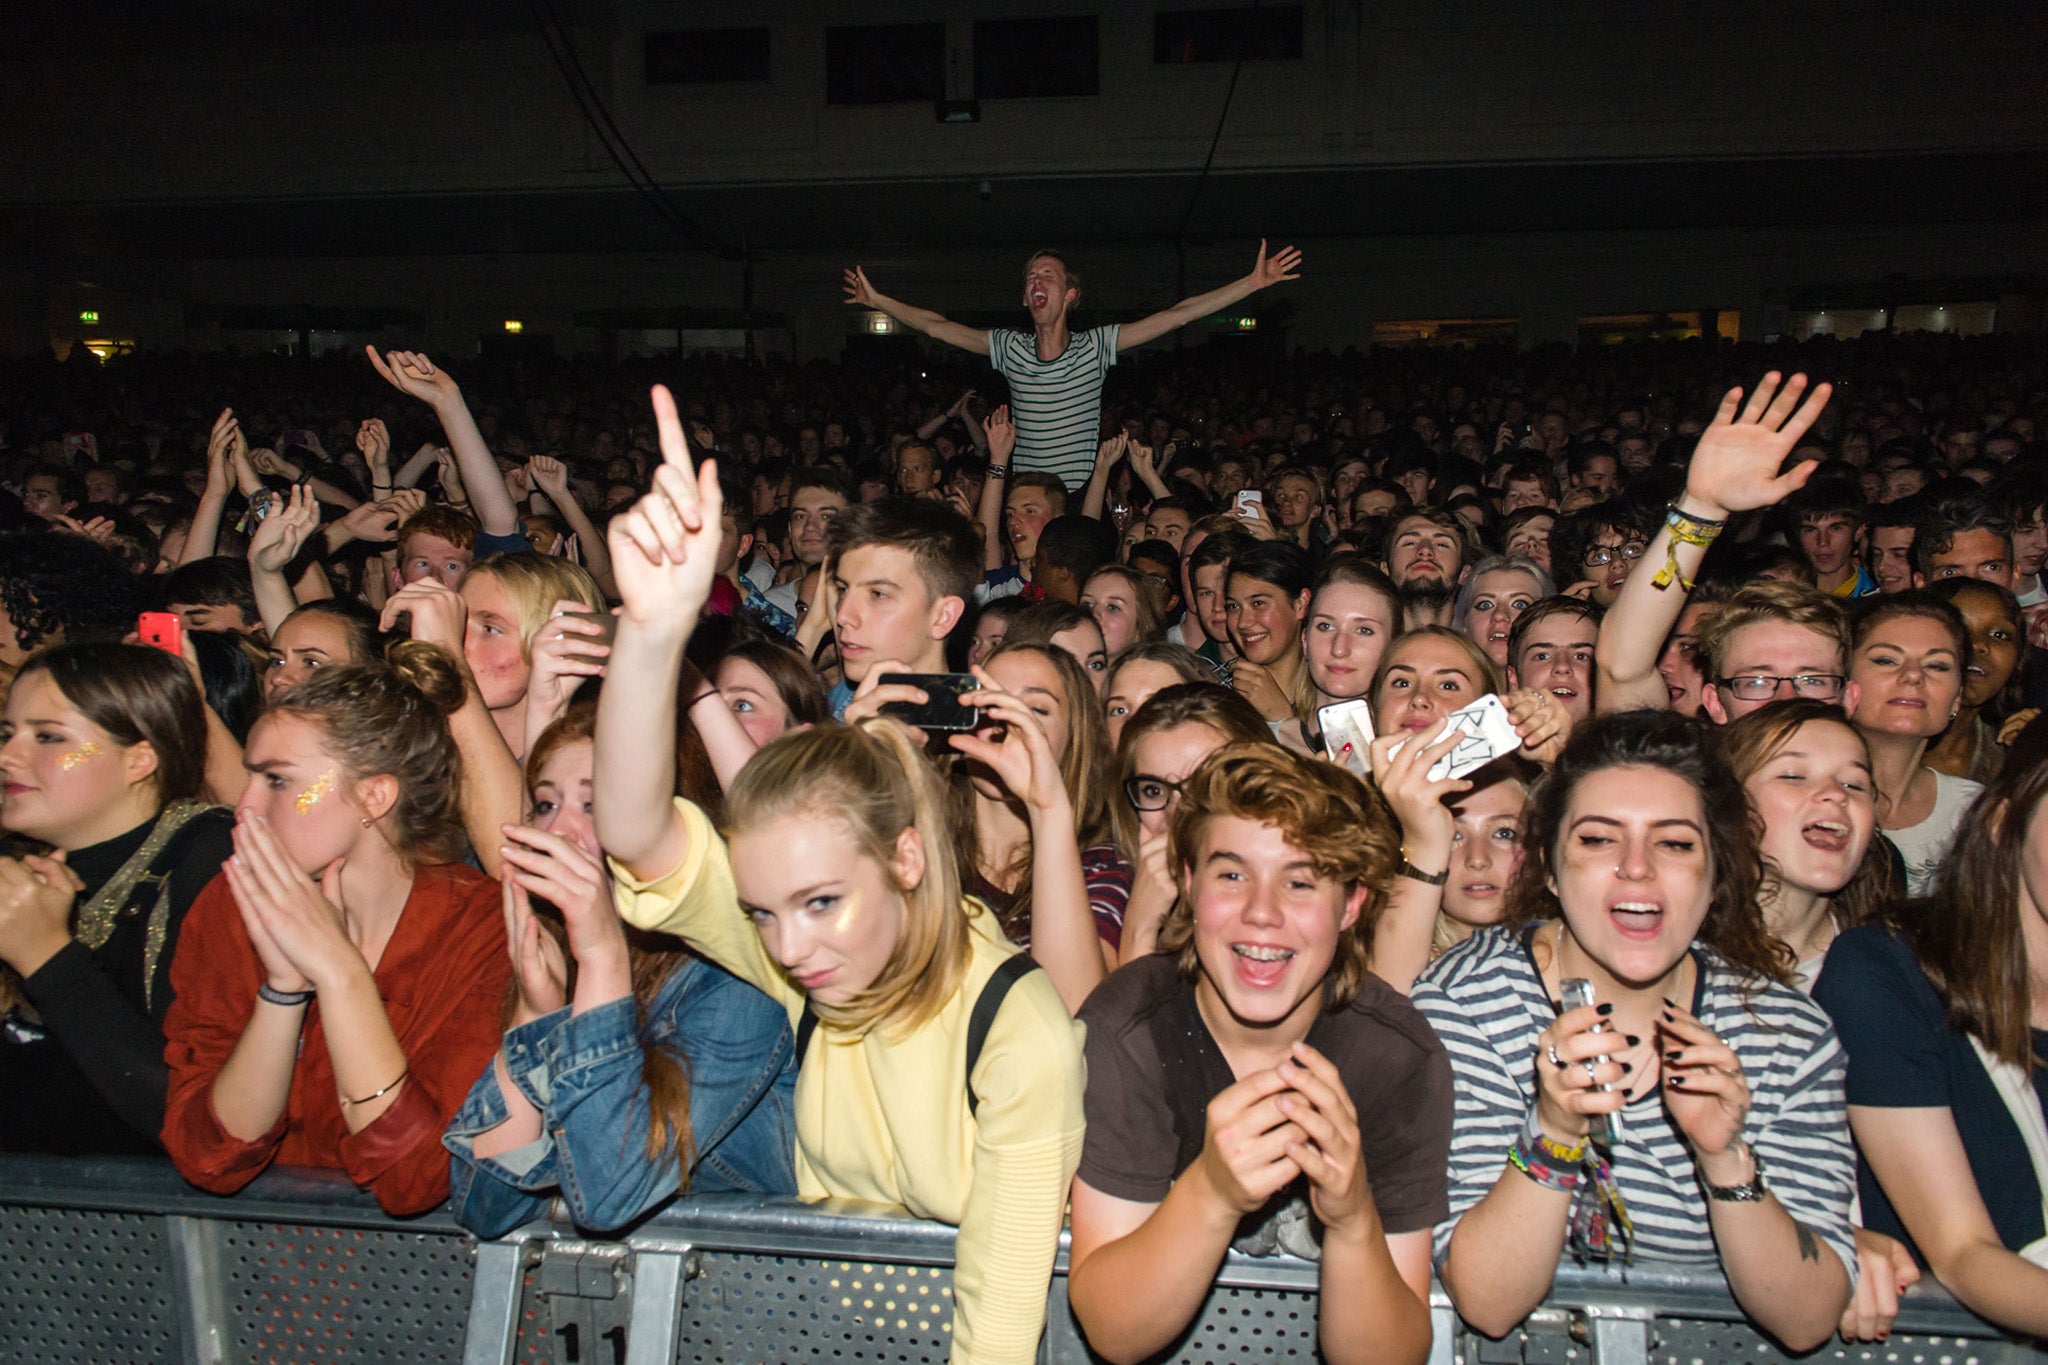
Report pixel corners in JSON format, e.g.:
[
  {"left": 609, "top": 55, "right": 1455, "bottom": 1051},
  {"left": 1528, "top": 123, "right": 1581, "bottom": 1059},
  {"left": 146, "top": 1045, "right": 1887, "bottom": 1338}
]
[
  {"left": 965, "top": 954, "right": 1042, "bottom": 1120},
  {"left": 795, "top": 1003, "right": 820, "bottom": 1061}
]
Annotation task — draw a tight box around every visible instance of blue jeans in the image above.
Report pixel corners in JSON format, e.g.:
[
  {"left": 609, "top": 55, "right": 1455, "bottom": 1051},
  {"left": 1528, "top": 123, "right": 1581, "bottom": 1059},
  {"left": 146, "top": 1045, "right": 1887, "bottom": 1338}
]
[{"left": 445, "top": 956, "right": 796, "bottom": 1237}]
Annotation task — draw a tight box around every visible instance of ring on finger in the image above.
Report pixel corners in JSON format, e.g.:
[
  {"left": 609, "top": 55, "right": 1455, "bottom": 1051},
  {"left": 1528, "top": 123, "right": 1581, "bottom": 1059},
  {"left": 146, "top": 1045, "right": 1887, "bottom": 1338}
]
[{"left": 1546, "top": 1044, "right": 1563, "bottom": 1068}]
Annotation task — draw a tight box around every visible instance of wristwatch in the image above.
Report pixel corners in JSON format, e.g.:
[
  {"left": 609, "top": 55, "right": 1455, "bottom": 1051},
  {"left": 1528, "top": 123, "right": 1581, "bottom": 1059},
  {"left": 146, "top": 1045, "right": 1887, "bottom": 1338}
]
[
  {"left": 1395, "top": 855, "right": 1447, "bottom": 886},
  {"left": 1702, "top": 1142, "right": 1768, "bottom": 1201}
]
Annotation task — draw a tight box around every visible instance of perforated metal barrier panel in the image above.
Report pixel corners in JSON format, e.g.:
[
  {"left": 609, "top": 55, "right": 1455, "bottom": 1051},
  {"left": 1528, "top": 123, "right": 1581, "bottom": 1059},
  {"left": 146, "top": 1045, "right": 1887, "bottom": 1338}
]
[{"left": 1, "top": 1157, "right": 2043, "bottom": 1365}]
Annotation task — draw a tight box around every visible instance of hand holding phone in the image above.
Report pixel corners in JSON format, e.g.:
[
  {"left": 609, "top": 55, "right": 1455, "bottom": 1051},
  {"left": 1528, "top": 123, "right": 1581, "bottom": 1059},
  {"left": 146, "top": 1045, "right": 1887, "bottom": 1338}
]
[
  {"left": 877, "top": 673, "right": 983, "bottom": 732},
  {"left": 1317, "top": 699, "right": 1373, "bottom": 778},
  {"left": 1388, "top": 693, "right": 1523, "bottom": 781}
]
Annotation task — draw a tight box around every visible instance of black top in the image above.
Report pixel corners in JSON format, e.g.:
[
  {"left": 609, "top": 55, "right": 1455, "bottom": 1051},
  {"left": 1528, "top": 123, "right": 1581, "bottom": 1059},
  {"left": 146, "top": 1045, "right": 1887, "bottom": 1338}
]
[
  {"left": 1077, "top": 954, "right": 1452, "bottom": 1258},
  {"left": 1812, "top": 923, "right": 2048, "bottom": 1260},
  {"left": 0, "top": 806, "right": 233, "bottom": 1154}
]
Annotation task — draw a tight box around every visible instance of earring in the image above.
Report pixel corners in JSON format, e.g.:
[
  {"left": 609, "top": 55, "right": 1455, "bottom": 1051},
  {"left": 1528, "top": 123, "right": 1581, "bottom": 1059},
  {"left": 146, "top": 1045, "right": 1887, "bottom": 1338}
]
[{"left": 360, "top": 816, "right": 374, "bottom": 828}]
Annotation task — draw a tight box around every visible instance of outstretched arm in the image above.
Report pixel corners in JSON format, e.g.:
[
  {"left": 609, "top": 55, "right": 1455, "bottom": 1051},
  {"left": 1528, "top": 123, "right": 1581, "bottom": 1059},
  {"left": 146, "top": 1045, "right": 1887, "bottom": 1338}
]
[
  {"left": 1595, "top": 372, "right": 1831, "bottom": 714},
  {"left": 594, "top": 387, "right": 723, "bottom": 881},
  {"left": 980, "top": 406, "right": 1016, "bottom": 573},
  {"left": 365, "top": 348, "right": 520, "bottom": 536},
  {"left": 1117, "top": 240, "right": 1302, "bottom": 352},
  {"left": 843, "top": 266, "right": 991, "bottom": 356}
]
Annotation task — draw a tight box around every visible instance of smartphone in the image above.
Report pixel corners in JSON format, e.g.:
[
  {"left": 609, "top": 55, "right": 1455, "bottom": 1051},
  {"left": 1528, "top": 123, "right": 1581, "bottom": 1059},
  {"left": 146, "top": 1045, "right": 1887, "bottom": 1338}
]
[
  {"left": 557, "top": 608, "right": 617, "bottom": 647},
  {"left": 137, "top": 611, "right": 184, "bottom": 658},
  {"left": 1234, "top": 489, "right": 1263, "bottom": 514},
  {"left": 1560, "top": 977, "right": 1617, "bottom": 1148},
  {"left": 1317, "top": 699, "right": 1373, "bottom": 778},
  {"left": 1425, "top": 693, "right": 1522, "bottom": 782},
  {"left": 877, "top": 673, "right": 982, "bottom": 732}
]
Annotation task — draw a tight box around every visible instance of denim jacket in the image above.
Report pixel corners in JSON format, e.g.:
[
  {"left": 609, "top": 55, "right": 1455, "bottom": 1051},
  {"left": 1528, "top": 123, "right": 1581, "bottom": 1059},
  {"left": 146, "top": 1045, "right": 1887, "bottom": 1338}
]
[{"left": 444, "top": 956, "right": 796, "bottom": 1238}]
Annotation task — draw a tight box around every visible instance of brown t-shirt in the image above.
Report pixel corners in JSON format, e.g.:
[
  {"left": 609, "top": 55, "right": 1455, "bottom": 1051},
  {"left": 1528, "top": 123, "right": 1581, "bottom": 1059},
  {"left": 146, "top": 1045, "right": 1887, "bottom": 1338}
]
[{"left": 1077, "top": 954, "right": 1452, "bottom": 1255}]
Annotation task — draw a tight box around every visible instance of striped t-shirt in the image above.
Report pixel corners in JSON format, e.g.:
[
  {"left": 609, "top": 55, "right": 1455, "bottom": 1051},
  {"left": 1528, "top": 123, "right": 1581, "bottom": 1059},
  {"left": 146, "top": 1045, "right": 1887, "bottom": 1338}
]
[
  {"left": 988, "top": 325, "right": 1118, "bottom": 491},
  {"left": 1412, "top": 926, "right": 1857, "bottom": 1285}
]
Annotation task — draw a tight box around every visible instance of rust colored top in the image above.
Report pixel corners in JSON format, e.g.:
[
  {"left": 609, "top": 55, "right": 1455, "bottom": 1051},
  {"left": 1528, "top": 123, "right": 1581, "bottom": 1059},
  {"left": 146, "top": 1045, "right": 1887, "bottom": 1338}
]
[{"left": 162, "top": 863, "right": 508, "bottom": 1216}]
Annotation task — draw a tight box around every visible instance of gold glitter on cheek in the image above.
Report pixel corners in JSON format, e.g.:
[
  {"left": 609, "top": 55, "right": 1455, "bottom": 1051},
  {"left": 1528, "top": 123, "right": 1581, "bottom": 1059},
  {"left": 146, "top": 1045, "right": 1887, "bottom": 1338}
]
[
  {"left": 294, "top": 770, "right": 337, "bottom": 815},
  {"left": 57, "top": 741, "right": 101, "bottom": 772}
]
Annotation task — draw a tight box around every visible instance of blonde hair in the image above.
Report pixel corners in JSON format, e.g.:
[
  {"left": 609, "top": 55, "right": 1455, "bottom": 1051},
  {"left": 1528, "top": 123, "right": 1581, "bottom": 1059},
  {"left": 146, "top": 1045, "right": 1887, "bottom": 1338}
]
[
  {"left": 1159, "top": 742, "right": 1399, "bottom": 1010},
  {"left": 467, "top": 552, "right": 605, "bottom": 660},
  {"left": 724, "top": 720, "right": 970, "bottom": 1034}
]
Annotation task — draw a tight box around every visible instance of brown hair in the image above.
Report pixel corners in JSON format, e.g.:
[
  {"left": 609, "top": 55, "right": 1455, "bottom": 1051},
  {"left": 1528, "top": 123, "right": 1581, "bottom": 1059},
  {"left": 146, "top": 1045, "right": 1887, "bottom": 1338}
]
[
  {"left": 1083, "top": 564, "right": 1167, "bottom": 647},
  {"left": 523, "top": 703, "right": 699, "bottom": 1170},
  {"left": 1504, "top": 710, "right": 1788, "bottom": 985},
  {"left": 1110, "top": 682, "right": 1275, "bottom": 858},
  {"left": 1717, "top": 699, "right": 1894, "bottom": 934},
  {"left": 269, "top": 640, "right": 468, "bottom": 865},
  {"left": 15, "top": 642, "right": 207, "bottom": 806},
  {"left": 724, "top": 720, "right": 970, "bottom": 1034},
  {"left": 1897, "top": 758, "right": 2048, "bottom": 1069},
  {"left": 1160, "top": 743, "right": 1398, "bottom": 1010},
  {"left": 715, "top": 638, "right": 831, "bottom": 733},
  {"left": 1696, "top": 581, "right": 1851, "bottom": 682}
]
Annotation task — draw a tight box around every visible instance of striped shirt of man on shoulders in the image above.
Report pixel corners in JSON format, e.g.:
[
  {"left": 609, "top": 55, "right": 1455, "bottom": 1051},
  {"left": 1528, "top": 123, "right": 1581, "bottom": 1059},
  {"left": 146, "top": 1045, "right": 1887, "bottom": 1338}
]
[{"left": 988, "top": 324, "right": 1118, "bottom": 492}]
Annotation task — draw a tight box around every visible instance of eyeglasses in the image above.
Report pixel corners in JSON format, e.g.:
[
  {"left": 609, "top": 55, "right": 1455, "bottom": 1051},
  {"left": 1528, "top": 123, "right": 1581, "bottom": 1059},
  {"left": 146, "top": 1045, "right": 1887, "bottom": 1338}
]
[
  {"left": 1716, "top": 673, "right": 1847, "bottom": 702},
  {"left": 1583, "top": 542, "right": 1646, "bottom": 568},
  {"left": 1124, "top": 774, "right": 1187, "bottom": 812}
]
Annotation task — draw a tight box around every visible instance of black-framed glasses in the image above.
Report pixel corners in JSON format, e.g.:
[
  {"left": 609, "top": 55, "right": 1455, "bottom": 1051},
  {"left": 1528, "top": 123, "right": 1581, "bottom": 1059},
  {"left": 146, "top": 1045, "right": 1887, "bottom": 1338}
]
[
  {"left": 1583, "top": 542, "right": 1646, "bottom": 568},
  {"left": 1124, "top": 774, "right": 1187, "bottom": 812},
  {"left": 1717, "top": 673, "right": 1847, "bottom": 702}
]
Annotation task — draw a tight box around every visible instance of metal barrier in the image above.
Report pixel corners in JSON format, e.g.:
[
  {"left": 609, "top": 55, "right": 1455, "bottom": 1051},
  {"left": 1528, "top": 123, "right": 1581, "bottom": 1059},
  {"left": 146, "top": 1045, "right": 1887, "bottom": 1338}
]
[{"left": 2, "top": 1154, "right": 2042, "bottom": 1364}]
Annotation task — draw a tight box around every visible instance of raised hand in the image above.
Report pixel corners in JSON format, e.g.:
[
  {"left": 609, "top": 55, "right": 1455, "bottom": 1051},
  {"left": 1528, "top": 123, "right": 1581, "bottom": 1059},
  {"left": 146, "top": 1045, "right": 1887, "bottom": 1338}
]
[
  {"left": 607, "top": 384, "right": 723, "bottom": 627},
  {"left": 249, "top": 484, "right": 321, "bottom": 574},
  {"left": 0, "top": 853, "right": 83, "bottom": 976},
  {"left": 1683, "top": 372, "right": 1833, "bottom": 520},
  {"left": 842, "top": 265, "right": 880, "bottom": 308},
  {"left": 1274, "top": 1043, "right": 1371, "bottom": 1237},
  {"left": 500, "top": 876, "right": 568, "bottom": 1028},
  {"left": 435, "top": 449, "right": 469, "bottom": 506},
  {"left": 1093, "top": 432, "right": 1128, "bottom": 475},
  {"left": 366, "top": 346, "right": 462, "bottom": 409},
  {"left": 1502, "top": 688, "right": 1572, "bottom": 766},
  {"left": 503, "top": 463, "right": 534, "bottom": 502},
  {"left": 356, "top": 418, "right": 391, "bottom": 474},
  {"left": 247, "top": 447, "right": 289, "bottom": 478},
  {"left": 983, "top": 404, "right": 1016, "bottom": 463},
  {"left": 206, "top": 409, "right": 242, "bottom": 496},
  {"left": 528, "top": 455, "right": 572, "bottom": 501},
  {"left": 1367, "top": 726, "right": 1469, "bottom": 861},
  {"left": 1247, "top": 239, "right": 1304, "bottom": 290},
  {"left": 52, "top": 514, "right": 117, "bottom": 546}
]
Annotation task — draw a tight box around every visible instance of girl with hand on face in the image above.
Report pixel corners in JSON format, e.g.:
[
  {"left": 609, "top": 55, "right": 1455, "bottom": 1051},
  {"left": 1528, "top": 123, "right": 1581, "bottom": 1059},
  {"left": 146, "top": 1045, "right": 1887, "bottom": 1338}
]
[
  {"left": 1303, "top": 556, "right": 1400, "bottom": 725},
  {"left": 444, "top": 704, "right": 796, "bottom": 1239},
  {"left": 380, "top": 552, "right": 607, "bottom": 874},
  {"left": 1414, "top": 712, "right": 1856, "bottom": 1354},
  {"left": 1110, "top": 685, "right": 1278, "bottom": 966},
  {"left": 594, "top": 386, "right": 1086, "bottom": 1365},
  {"left": 1845, "top": 593, "right": 1978, "bottom": 896},
  {"left": 950, "top": 643, "right": 1125, "bottom": 1012},
  {"left": 0, "top": 644, "right": 232, "bottom": 1155},
  {"left": 1364, "top": 731, "right": 1532, "bottom": 994},
  {"left": 1721, "top": 700, "right": 1919, "bottom": 1344},
  {"left": 1453, "top": 556, "right": 1555, "bottom": 670},
  {"left": 1924, "top": 579, "right": 2024, "bottom": 785},
  {"left": 161, "top": 643, "right": 510, "bottom": 1215},
  {"left": 1369, "top": 627, "right": 1573, "bottom": 768},
  {"left": 1225, "top": 541, "right": 1319, "bottom": 745}
]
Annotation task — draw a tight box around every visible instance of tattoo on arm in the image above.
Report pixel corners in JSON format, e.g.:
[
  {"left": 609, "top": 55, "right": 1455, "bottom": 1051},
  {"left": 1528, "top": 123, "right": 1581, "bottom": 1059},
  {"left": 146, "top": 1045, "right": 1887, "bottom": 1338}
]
[{"left": 1796, "top": 1226, "right": 1821, "bottom": 1265}]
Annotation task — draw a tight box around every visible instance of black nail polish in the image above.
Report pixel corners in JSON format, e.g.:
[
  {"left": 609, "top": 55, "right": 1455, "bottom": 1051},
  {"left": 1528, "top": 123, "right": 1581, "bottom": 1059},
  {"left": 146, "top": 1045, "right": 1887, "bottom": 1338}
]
[
  {"left": 1596, "top": 1003, "right": 1614, "bottom": 1016},
  {"left": 1662, "top": 996, "right": 1677, "bottom": 1007},
  {"left": 1667, "top": 1075, "right": 1684, "bottom": 1086},
  {"left": 1620, "top": 1062, "right": 1633, "bottom": 1075},
  {"left": 1664, "top": 1050, "right": 1682, "bottom": 1062},
  {"left": 1624, "top": 1035, "right": 1641, "bottom": 1047}
]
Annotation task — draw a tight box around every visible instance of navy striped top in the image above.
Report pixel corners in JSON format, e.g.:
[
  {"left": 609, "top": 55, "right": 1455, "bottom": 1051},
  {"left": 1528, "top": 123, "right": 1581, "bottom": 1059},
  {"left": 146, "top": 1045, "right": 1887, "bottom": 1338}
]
[{"left": 988, "top": 325, "right": 1118, "bottom": 491}]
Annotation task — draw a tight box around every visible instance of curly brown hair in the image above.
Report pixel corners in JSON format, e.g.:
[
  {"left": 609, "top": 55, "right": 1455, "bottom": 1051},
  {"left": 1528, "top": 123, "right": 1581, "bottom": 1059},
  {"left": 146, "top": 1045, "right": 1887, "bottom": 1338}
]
[
  {"left": 1160, "top": 742, "right": 1399, "bottom": 1010},
  {"left": 1504, "top": 710, "right": 1789, "bottom": 986}
]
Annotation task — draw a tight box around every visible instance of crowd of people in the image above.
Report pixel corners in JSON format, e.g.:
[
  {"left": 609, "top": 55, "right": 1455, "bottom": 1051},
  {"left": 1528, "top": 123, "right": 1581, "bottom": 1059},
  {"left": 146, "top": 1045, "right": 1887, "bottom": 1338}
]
[{"left": 3, "top": 266, "right": 2048, "bottom": 1362}]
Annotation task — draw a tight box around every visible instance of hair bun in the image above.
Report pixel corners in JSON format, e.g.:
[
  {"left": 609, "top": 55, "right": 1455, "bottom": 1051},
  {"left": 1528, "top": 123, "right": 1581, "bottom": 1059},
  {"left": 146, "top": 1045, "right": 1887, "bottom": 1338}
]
[{"left": 382, "top": 639, "right": 468, "bottom": 716}]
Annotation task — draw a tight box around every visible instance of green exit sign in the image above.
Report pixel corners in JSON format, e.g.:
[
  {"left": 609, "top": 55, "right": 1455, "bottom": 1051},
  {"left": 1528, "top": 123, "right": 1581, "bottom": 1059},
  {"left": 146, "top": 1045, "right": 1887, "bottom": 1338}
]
[{"left": 79, "top": 309, "right": 99, "bottom": 324}]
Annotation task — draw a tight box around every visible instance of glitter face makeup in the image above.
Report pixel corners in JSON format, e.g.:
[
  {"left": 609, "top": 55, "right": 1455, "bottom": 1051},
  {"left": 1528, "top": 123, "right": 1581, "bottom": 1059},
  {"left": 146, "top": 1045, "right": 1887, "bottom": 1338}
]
[
  {"left": 57, "top": 741, "right": 102, "bottom": 772},
  {"left": 295, "top": 769, "right": 337, "bottom": 815}
]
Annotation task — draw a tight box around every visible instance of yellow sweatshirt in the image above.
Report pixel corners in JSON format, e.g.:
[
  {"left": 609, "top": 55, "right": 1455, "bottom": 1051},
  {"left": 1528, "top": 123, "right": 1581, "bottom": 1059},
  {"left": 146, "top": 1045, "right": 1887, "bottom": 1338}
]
[{"left": 611, "top": 798, "right": 1087, "bottom": 1365}]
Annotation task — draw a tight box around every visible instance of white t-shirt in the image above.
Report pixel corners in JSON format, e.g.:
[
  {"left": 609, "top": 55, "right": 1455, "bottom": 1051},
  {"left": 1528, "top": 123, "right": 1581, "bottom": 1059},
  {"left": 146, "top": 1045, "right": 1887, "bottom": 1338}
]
[{"left": 1887, "top": 768, "right": 1983, "bottom": 897}]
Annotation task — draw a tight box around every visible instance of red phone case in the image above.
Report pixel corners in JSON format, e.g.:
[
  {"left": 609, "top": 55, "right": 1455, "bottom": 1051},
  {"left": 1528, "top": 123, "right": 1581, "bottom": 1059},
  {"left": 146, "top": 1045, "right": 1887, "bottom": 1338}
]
[{"left": 137, "top": 612, "right": 184, "bottom": 657}]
